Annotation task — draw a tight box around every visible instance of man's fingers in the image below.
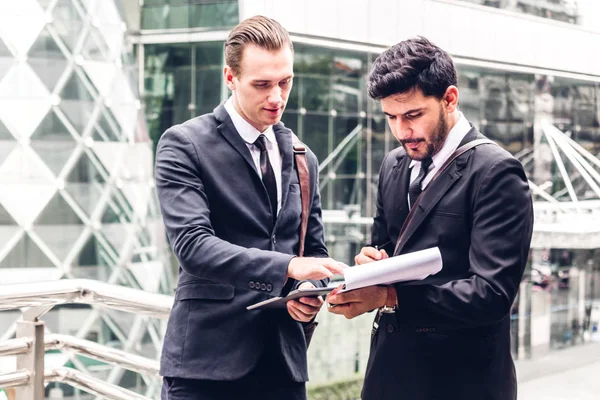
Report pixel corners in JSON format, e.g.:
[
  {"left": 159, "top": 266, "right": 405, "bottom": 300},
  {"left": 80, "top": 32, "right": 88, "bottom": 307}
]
[
  {"left": 355, "top": 247, "right": 380, "bottom": 265},
  {"left": 299, "top": 296, "right": 323, "bottom": 307},
  {"left": 289, "top": 299, "right": 319, "bottom": 315},
  {"left": 380, "top": 249, "right": 389, "bottom": 259},
  {"left": 321, "top": 259, "right": 347, "bottom": 275},
  {"left": 287, "top": 301, "right": 314, "bottom": 322}
]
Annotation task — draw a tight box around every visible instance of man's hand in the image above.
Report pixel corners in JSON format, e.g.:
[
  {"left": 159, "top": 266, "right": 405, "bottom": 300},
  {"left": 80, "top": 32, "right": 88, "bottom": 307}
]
[
  {"left": 286, "top": 257, "right": 347, "bottom": 281},
  {"left": 326, "top": 285, "right": 397, "bottom": 319},
  {"left": 287, "top": 282, "right": 324, "bottom": 322},
  {"left": 354, "top": 246, "right": 389, "bottom": 265}
]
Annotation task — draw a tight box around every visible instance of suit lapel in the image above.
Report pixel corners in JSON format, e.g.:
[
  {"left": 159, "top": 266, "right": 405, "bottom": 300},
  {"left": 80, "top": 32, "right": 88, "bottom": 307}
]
[
  {"left": 396, "top": 163, "right": 462, "bottom": 254},
  {"left": 395, "top": 125, "right": 481, "bottom": 255},
  {"left": 274, "top": 123, "right": 293, "bottom": 213},
  {"left": 393, "top": 153, "right": 412, "bottom": 225},
  {"left": 214, "top": 104, "right": 259, "bottom": 175}
]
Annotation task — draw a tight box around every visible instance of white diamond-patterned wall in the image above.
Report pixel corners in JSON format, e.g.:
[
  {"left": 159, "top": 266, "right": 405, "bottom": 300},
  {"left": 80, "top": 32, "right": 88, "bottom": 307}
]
[{"left": 0, "top": 0, "right": 170, "bottom": 397}]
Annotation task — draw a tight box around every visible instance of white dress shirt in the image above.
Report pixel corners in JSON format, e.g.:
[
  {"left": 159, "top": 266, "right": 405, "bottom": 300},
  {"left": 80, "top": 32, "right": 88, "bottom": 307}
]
[
  {"left": 224, "top": 98, "right": 282, "bottom": 214},
  {"left": 408, "top": 112, "right": 471, "bottom": 207}
]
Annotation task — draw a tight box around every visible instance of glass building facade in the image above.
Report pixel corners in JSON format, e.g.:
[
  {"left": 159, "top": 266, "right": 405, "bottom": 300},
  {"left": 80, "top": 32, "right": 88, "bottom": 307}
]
[
  {"left": 138, "top": 1, "right": 600, "bottom": 379},
  {"left": 0, "top": 0, "right": 170, "bottom": 397},
  {"left": 460, "top": 0, "right": 581, "bottom": 24}
]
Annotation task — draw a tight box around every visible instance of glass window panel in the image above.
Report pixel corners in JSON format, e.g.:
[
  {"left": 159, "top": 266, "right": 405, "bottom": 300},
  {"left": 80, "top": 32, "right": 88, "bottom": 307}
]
[
  {"left": 195, "top": 67, "right": 221, "bottom": 116},
  {"left": 0, "top": 37, "right": 13, "bottom": 82},
  {"left": 331, "top": 178, "right": 362, "bottom": 209},
  {"left": 332, "top": 77, "right": 361, "bottom": 114},
  {"left": 81, "top": 27, "right": 112, "bottom": 62},
  {"left": 34, "top": 225, "right": 84, "bottom": 262},
  {"left": 550, "top": 78, "right": 600, "bottom": 154},
  {"left": 0, "top": 120, "right": 14, "bottom": 140},
  {"left": 299, "top": 76, "right": 330, "bottom": 112},
  {"left": 286, "top": 79, "right": 299, "bottom": 111},
  {"left": 101, "top": 222, "right": 129, "bottom": 254},
  {"left": 481, "top": 122, "right": 527, "bottom": 154},
  {"left": 301, "top": 114, "right": 329, "bottom": 164},
  {"left": 65, "top": 152, "right": 106, "bottom": 216},
  {"left": 27, "top": 28, "right": 68, "bottom": 92},
  {"left": 59, "top": 71, "right": 97, "bottom": 133},
  {"left": 0, "top": 202, "right": 17, "bottom": 224},
  {"left": 369, "top": 115, "right": 388, "bottom": 176},
  {"left": 280, "top": 111, "right": 298, "bottom": 136},
  {"left": 0, "top": 233, "right": 55, "bottom": 268},
  {"left": 0, "top": 141, "right": 15, "bottom": 168},
  {"left": 71, "top": 234, "right": 113, "bottom": 282},
  {"left": 30, "top": 110, "right": 74, "bottom": 141},
  {"left": 30, "top": 140, "right": 76, "bottom": 176},
  {"left": 188, "top": 1, "right": 238, "bottom": 29},
  {"left": 194, "top": 41, "right": 223, "bottom": 115},
  {"left": 51, "top": 0, "right": 85, "bottom": 52},
  {"left": 144, "top": 43, "right": 192, "bottom": 146},
  {"left": 34, "top": 192, "right": 82, "bottom": 225},
  {"left": 459, "top": 0, "right": 580, "bottom": 24},
  {"left": 0, "top": 145, "right": 50, "bottom": 184},
  {"left": 295, "top": 45, "right": 333, "bottom": 75},
  {"left": 333, "top": 116, "right": 359, "bottom": 175},
  {"left": 142, "top": 4, "right": 190, "bottom": 30},
  {"left": 94, "top": 107, "right": 123, "bottom": 142},
  {"left": 101, "top": 190, "right": 133, "bottom": 224}
]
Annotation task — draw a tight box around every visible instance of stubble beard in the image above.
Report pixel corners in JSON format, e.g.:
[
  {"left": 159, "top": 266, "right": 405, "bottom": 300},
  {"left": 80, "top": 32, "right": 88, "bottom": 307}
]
[{"left": 403, "top": 107, "right": 449, "bottom": 161}]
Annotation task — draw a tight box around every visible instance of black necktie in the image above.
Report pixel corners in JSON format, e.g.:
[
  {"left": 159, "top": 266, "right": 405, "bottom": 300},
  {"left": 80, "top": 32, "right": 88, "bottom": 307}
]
[
  {"left": 254, "top": 135, "right": 278, "bottom": 222},
  {"left": 408, "top": 158, "right": 433, "bottom": 209}
]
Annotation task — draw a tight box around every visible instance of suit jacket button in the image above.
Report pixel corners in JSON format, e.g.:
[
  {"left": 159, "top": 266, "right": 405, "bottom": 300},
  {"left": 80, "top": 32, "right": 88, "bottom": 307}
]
[
  {"left": 249, "top": 282, "right": 255, "bottom": 289},
  {"left": 266, "top": 284, "right": 272, "bottom": 291},
  {"left": 260, "top": 283, "right": 267, "bottom": 291},
  {"left": 387, "top": 324, "right": 394, "bottom": 333}
]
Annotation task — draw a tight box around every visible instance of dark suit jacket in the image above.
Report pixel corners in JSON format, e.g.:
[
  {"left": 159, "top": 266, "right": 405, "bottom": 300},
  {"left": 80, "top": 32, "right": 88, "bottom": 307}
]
[
  {"left": 363, "top": 127, "right": 533, "bottom": 400},
  {"left": 155, "top": 104, "right": 328, "bottom": 382}
]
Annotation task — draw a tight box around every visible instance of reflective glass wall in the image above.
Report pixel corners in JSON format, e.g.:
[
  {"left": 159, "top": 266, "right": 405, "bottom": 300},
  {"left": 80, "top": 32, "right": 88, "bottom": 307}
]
[
  {"left": 460, "top": 0, "right": 581, "bottom": 24},
  {"left": 143, "top": 41, "right": 600, "bottom": 263},
  {"left": 141, "top": 0, "right": 238, "bottom": 30}
]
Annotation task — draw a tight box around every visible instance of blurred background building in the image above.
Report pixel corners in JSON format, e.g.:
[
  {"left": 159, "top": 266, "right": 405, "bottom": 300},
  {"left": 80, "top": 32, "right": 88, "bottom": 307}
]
[{"left": 1, "top": 0, "right": 600, "bottom": 398}]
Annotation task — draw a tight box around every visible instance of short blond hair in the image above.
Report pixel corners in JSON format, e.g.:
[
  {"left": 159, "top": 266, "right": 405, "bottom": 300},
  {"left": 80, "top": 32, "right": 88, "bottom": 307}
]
[{"left": 225, "top": 15, "right": 293, "bottom": 76}]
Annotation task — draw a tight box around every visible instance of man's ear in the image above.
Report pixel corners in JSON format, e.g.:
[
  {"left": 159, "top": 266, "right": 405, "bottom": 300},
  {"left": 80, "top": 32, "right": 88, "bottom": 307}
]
[
  {"left": 444, "top": 86, "right": 459, "bottom": 113},
  {"left": 224, "top": 65, "right": 235, "bottom": 91}
]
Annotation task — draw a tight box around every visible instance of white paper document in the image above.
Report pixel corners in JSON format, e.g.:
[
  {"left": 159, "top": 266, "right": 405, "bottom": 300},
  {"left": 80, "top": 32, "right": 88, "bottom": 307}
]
[
  {"left": 339, "top": 246, "right": 443, "bottom": 293},
  {"left": 246, "top": 247, "right": 442, "bottom": 310}
]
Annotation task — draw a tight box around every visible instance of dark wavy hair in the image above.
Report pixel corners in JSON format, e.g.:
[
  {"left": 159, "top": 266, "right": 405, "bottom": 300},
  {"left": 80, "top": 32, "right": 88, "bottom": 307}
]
[{"left": 368, "top": 37, "right": 457, "bottom": 100}]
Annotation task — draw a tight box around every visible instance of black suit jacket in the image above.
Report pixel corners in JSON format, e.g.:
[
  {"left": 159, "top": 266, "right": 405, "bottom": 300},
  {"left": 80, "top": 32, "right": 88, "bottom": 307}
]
[
  {"left": 363, "top": 127, "right": 533, "bottom": 400},
  {"left": 155, "top": 104, "right": 328, "bottom": 382}
]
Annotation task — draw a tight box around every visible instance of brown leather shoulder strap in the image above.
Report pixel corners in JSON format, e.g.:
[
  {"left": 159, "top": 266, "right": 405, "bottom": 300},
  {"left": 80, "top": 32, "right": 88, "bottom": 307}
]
[
  {"left": 292, "top": 134, "right": 310, "bottom": 257},
  {"left": 393, "top": 138, "right": 495, "bottom": 255}
]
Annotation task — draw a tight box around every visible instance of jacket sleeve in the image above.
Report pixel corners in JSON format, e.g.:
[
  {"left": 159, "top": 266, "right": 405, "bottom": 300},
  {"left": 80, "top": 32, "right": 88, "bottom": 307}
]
[
  {"left": 394, "top": 156, "right": 533, "bottom": 327},
  {"left": 155, "top": 126, "right": 293, "bottom": 295}
]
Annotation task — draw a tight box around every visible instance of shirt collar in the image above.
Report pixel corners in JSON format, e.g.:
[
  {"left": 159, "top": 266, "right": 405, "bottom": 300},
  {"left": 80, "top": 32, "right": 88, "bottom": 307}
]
[
  {"left": 409, "top": 111, "right": 470, "bottom": 169},
  {"left": 224, "top": 97, "right": 276, "bottom": 145}
]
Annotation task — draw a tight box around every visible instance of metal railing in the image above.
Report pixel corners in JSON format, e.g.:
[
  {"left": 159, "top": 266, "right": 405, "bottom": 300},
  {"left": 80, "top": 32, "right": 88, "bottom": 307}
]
[{"left": 0, "top": 279, "right": 174, "bottom": 400}]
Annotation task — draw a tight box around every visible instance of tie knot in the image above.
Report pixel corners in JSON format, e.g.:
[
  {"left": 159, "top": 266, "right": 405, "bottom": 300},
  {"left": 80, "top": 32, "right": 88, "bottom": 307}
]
[
  {"left": 420, "top": 158, "right": 433, "bottom": 173},
  {"left": 254, "top": 135, "right": 268, "bottom": 152}
]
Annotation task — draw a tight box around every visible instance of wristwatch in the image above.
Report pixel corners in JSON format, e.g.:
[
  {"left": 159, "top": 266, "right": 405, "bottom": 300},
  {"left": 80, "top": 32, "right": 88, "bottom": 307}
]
[
  {"left": 379, "top": 286, "right": 397, "bottom": 314},
  {"left": 379, "top": 304, "right": 397, "bottom": 314}
]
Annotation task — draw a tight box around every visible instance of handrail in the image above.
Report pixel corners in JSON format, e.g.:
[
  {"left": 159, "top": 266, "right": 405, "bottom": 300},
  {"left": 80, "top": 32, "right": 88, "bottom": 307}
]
[
  {"left": 45, "top": 367, "right": 150, "bottom": 400},
  {"left": 0, "top": 279, "right": 173, "bottom": 319},
  {"left": 45, "top": 334, "right": 160, "bottom": 376},
  {"left": 0, "top": 338, "right": 30, "bottom": 356},
  {"left": 0, "top": 370, "right": 30, "bottom": 389}
]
